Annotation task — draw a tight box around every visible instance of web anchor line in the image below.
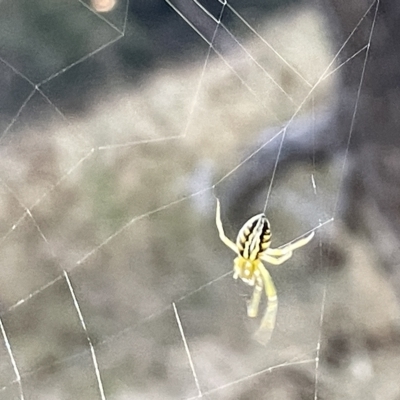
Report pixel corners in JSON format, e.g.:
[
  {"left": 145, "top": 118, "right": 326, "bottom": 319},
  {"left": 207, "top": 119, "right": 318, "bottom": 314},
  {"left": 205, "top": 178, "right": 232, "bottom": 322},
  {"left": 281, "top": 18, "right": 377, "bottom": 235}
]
[
  {"left": 0, "top": 317, "right": 25, "bottom": 400},
  {"left": 173, "top": 303, "right": 203, "bottom": 398}
]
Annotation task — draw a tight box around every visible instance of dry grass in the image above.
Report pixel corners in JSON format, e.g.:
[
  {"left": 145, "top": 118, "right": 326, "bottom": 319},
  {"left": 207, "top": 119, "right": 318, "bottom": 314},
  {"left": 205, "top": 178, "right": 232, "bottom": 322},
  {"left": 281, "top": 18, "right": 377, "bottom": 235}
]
[{"left": 1, "top": 3, "right": 399, "bottom": 400}]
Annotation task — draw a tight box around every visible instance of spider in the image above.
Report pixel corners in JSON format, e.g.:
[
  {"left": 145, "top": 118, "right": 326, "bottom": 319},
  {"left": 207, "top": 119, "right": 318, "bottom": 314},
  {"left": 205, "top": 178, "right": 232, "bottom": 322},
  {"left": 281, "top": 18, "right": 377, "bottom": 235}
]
[{"left": 215, "top": 199, "right": 314, "bottom": 344}]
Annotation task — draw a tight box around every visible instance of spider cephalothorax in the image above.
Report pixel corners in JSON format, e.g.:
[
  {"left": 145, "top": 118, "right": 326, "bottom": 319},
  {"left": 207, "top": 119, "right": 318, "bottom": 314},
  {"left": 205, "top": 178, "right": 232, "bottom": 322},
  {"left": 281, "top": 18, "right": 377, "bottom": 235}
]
[{"left": 216, "top": 199, "right": 314, "bottom": 344}]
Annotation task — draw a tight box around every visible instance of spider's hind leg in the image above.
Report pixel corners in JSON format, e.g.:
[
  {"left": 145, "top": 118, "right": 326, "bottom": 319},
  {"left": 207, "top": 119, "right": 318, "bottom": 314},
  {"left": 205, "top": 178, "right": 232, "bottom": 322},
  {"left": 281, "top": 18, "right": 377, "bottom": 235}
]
[
  {"left": 247, "top": 275, "right": 263, "bottom": 318},
  {"left": 254, "top": 264, "right": 278, "bottom": 345}
]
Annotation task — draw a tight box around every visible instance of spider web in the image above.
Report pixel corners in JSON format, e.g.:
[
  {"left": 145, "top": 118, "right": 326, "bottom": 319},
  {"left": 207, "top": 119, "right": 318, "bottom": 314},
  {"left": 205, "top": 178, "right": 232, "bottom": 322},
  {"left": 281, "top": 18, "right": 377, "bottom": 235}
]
[{"left": 0, "top": 0, "right": 380, "bottom": 399}]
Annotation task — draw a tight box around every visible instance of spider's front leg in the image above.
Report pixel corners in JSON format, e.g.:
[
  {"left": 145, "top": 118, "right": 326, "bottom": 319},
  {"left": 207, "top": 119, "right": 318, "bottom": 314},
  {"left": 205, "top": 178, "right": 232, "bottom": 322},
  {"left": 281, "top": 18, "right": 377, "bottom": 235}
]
[
  {"left": 262, "top": 231, "right": 315, "bottom": 265},
  {"left": 261, "top": 251, "right": 293, "bottom": 265},
  {"left": 215, "top": 199, "right": 239, "bottom": 253}
]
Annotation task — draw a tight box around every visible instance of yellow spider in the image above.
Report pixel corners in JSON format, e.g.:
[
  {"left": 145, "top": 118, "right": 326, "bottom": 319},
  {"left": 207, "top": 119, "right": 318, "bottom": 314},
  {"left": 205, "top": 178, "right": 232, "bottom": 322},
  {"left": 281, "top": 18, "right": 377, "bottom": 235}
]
[{"left": 216, "top": 199, "right": 314, "bottom": 344}]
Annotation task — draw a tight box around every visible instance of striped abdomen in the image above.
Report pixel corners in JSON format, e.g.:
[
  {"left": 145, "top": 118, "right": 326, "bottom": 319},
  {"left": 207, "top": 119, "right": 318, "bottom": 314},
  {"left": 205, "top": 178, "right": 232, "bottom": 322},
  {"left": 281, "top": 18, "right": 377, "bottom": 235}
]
[{"left": 236, "top": 213, "right": 271, "bottom": 261}]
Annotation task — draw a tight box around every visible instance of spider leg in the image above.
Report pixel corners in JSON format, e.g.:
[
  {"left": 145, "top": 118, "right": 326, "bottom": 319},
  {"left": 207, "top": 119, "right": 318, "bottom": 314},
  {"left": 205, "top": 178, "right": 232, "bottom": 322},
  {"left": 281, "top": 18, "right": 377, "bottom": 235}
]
[
  {"left": 254, "top": 263, "right": 278, "bottom": 345},
  {"left": 260, "top": 252, "right": 293, "bottom": 265},
  {"left": 216, "top": 199, "right": 239, "bottom": 254},
  {"left": 247, "top": 274, "right": 263, "bottom": 318},
  {"left": 265, "top": 231, "right": 315, "bottom": 257}
]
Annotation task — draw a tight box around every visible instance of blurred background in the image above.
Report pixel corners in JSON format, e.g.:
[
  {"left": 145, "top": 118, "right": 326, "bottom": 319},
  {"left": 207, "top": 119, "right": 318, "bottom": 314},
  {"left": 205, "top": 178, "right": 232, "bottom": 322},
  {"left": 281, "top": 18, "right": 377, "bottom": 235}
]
[{"left": 1, "top": 0, "right": 400, "bottom": 399}]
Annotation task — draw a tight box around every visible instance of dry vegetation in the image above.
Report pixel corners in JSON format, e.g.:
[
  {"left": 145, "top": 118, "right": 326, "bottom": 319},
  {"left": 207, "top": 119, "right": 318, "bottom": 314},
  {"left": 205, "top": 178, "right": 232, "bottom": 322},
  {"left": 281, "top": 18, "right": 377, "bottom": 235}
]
[{"left": 0, "top": 3, "right": 399, "bottom": 400}]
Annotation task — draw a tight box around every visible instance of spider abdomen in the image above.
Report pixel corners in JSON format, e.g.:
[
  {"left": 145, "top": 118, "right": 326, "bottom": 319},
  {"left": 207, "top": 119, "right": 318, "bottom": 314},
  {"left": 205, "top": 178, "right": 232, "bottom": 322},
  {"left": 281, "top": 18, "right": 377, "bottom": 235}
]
[{"left": 236, "top": 213, "right": 271, "bottom": 261}]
